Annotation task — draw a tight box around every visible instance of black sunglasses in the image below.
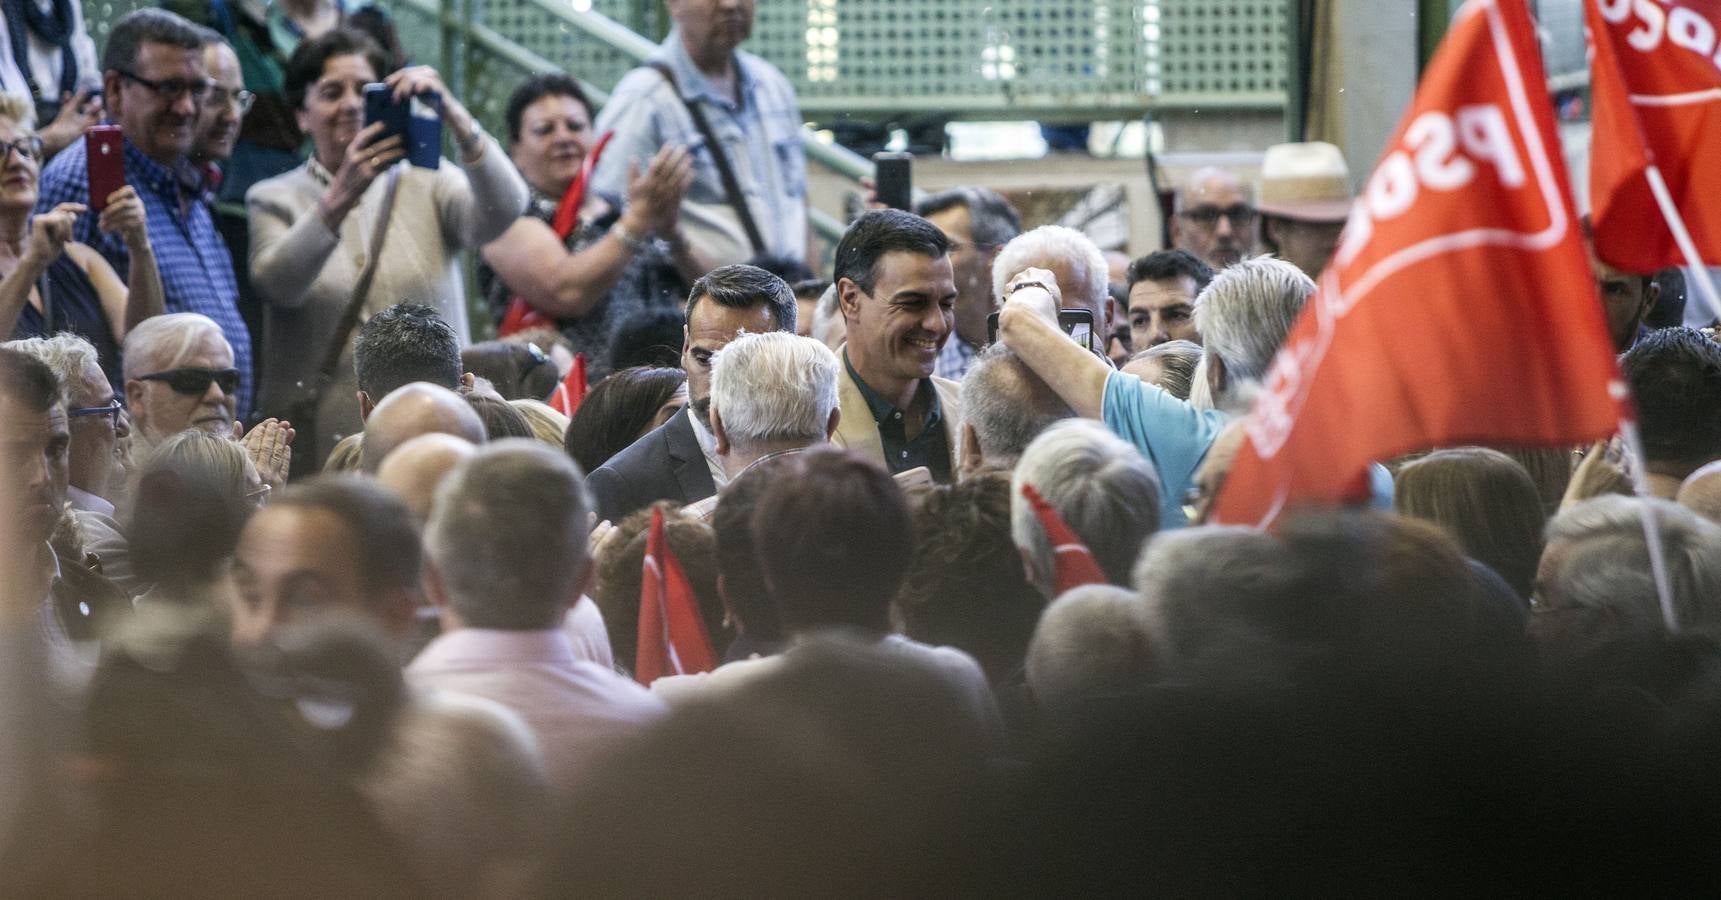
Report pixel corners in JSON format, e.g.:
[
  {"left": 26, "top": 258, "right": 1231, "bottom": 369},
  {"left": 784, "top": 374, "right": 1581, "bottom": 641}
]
[
  {"left": 138, "top": 367, "right": 240, "bottom": 396},
  {"left": 68, "top": 396, "right": 126, "bottom": 425}
]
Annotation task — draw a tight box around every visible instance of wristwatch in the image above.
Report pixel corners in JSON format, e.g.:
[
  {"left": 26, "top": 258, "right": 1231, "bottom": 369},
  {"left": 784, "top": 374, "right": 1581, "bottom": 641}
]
[{"left": 1006, "top": 280, "right": 1054, "bottom": 297}]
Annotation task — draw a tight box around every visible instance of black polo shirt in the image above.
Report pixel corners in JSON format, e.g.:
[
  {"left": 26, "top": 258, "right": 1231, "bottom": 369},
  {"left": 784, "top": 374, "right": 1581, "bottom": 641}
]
[{"left": 844, "top": 351, "right": 952, "bottom": 484}]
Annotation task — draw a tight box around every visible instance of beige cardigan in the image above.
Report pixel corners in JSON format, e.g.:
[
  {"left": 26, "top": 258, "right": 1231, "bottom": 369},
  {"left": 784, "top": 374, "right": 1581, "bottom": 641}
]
[
  {"left": 831, "top": 344, "right": 963, "bottom": 476},
  {"left": 245, "top": 134, "right": 527, "bottom": 461}
]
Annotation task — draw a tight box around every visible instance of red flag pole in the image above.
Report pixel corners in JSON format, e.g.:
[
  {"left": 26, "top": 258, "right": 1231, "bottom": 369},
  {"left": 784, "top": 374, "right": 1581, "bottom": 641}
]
[
  {"left": 1641, "top": 164, "right": 1721, "bottom": 325},
  {"left": 1616, "top": 417, "right": 1681, "bottom": 632}
]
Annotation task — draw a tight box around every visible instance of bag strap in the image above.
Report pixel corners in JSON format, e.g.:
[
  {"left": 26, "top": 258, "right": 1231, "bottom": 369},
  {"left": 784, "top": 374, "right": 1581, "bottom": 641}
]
[
  {"left": 647, "top": 61, "right": 767, "bottom": 257},
  {"left": 310, "top": 166, "right": 402, "bottom": 386}
]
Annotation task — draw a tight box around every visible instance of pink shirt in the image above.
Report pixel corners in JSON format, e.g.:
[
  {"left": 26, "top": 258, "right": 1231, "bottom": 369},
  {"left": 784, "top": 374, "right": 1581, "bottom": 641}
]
[{"left": 407, "top": 628, "right": 666, "bottom": 793}]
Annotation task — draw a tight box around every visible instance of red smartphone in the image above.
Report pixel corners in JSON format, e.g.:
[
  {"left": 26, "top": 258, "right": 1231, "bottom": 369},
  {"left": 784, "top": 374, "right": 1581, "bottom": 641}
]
[{"left": 85, "top": 125, "right": 125, "bottom": 211}]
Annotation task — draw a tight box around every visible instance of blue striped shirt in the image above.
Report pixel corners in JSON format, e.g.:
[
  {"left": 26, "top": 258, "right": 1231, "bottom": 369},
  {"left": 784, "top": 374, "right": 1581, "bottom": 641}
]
[{"left": 36, "top": 136, "right": 252, "bottom": 416}]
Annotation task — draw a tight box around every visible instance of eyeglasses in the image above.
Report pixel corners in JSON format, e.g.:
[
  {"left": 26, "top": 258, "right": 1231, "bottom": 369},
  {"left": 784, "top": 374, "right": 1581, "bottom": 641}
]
[
  {"left": 1, "top": 136, "right": 44, "bottom": 162},
  {"left": 68, "top": 396, "right": 126, "bottom": 426},
  {"left": 137, "top": 367, "right": 240, "bottom": 396},
  {"left": 116, "top": 69, "right": 216, "bottom": 103},
  {"left": 210, "top": 87, "right": 256, "bottom": 114},
  {"left": 1179, "top": 203, "right": 1258, "bottom": 230}
]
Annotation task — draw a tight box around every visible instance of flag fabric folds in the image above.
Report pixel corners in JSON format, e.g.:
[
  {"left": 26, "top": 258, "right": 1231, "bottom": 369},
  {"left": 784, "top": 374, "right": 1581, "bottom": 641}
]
[
  {"left": 548, "top": 352, "right": 588, "bottom": 418},
  {"left": 1212, "top": 0, "right": 1624, "bottom": 528},
  {"left": 1020, "top": 483, "right": 1110, "bottom": 594},
  {"left": 1586, "top": 0, "right": 1721, "bottom": 275},
  {"left": 634, "top": 506, "right": 717, "bottom": 684}
]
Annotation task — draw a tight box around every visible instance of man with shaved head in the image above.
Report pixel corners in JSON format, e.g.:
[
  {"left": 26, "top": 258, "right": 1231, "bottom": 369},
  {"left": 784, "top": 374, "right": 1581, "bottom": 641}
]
[
  {"left": 360, "top": 383, "right": 487, "bottom": 474},
  {"left": 1170, "top": 166, "right": 1257, "bottom": 270},
  {"left": 376, "top": 434, "right": 478, "bottom": 525}
]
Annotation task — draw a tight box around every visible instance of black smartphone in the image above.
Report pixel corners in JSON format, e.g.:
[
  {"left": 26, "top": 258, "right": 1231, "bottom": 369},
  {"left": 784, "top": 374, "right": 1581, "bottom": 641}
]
[
  {"left": 873, "top": 151, "right": 912, "bottom": 210},
  {"left": 364, "top": 83, "right": 442, "bottom": 169},
  {"left": 985, "top": 307, "right": 1097, "bottom": 350}
]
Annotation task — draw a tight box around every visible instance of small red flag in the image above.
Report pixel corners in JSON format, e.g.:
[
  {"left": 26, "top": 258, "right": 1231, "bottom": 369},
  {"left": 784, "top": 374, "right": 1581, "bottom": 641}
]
[
  {"left": 499, "top": 131, "right": 616, "bottom": 337},
  {"left": 548, "top": 352, "right": 588, "bottom": 417},
  {"left": 1020, "top": 483, "right": 1109, "bottom": 594},
  {"left": 1586, "top": 0, "right": 1721, "bottom": 275},
  {"left": 633, "top": 506, "right": 717, "bottom": 684},
  {"left": 1212, "top": 0, "right": 1625, "bottom": 528}
]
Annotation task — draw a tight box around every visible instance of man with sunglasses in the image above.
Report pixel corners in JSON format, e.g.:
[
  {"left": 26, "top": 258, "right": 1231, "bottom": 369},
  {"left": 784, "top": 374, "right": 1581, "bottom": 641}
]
[
  {"left": 35, "top": 10, "right": 253, "bottom": 418},
  {"left": 121, "top": 312, "right": 291, "bottom": 488},
  {"left": 1168, "top": 166, "right": 1258, "bottom": 271}
]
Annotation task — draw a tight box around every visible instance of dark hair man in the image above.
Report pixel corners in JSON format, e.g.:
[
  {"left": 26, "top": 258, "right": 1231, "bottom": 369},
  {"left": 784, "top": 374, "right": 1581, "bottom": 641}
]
[
  {"left": 1126, "top": 249, "right": 1214, "bottom": 350},
  {"left": 586, "top": 263, "right": 794, "bottom": 523},
  {"left": 831, "top": 209, "right": 962, "bottom": 484},
  {"left": 915, "top": 187, "right": 1022, "bottom": 380},
  {"left": 1621, "top": 327, "right": 1721, "bottom": 497}
]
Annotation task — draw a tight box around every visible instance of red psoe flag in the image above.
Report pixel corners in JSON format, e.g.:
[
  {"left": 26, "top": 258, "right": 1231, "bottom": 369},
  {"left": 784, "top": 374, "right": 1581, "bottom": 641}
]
[
  {"left": 1212, "top": 0, "right": 1625, "bottom": 528},
  {"left": 633, "top": 506, "right": 717, "bottom": 684},
  {"left": 1587, "top": 0, "right": 1721, "bottom": 274},
  {"left": 548, "top": 352, "right": 588, "bottom": 418}
]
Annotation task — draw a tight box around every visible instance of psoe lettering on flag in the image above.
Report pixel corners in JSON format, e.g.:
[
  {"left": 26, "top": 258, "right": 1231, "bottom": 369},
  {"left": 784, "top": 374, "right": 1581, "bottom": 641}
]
[
  {"left": 1211, "top": 0, "right": 1624, "bottom": 528},
  {"left": 1587, "top": 0, "right": 1721, "bottom": 313}
]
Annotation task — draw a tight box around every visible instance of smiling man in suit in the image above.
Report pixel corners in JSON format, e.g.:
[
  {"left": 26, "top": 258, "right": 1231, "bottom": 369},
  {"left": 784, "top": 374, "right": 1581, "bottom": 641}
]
[
  {"left": 832, "top": 209, "right": 962, "bottom": 483},
  {"left": 586, "top": 264, "right": 795, "bottom": 523}
]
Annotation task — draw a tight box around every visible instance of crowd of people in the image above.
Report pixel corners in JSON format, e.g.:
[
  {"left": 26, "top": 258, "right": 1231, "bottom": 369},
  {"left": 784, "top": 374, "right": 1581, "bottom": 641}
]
[{"left": 5, "top": 0, "right": 1721, "bottom": 895}]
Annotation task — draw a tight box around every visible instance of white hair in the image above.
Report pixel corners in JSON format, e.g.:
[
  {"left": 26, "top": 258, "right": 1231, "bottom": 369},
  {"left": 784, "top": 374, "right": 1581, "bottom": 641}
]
[
  {"left": 1026, "top": 583, "right": 1158, "bottom": 716},
  {"left": 810, "top": 283, "right": 845, "bottom": 350},
  {"left": 709, "top": 332, "right": 838, "bottom": 446},
  {"left": 1193, "top": 256, "right": 1313, "bottom": 392},
  {"left": 3, "top": 333, "right": 99, "bottom": 403},
  {"left": 1132, "top": 525, "right": 1287, "bottom": 665},
  {"left": 1543, "top": 495, "right": 1721, "bottom": 636},
  {"left": 989, "top": 224, "right": 1109, "bottom": 310},
  {"left": 960, "top": 344, "right": 1073, "bottom": 463},
  {"left": 1010, "top": 419, "right": 1161, "bottom": 597},
  {"left": 121, "top": 312, "right": 228, "bottom": 380}
]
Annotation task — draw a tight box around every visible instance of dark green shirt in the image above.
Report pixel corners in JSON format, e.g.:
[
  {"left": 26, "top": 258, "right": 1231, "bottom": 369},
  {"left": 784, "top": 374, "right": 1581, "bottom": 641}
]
[{"left": 844, "top": 351, "right": 953, "bottom": 484}]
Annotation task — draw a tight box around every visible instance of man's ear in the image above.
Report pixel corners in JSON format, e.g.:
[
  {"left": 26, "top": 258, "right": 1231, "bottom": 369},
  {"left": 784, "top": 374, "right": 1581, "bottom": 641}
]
[
  {"left": 824, "top": 407, "right": 841, "bottom": 441},
  {"left": 711, "top": 406, "right": 730, "bottom": 456},
  {"left": 1207, "top": 354, "right": 1227, "bottom": 397},
  {"left": 837, "top": 277, "right": 865, "bottom": 323},
  {"left": 1643, "top": 281, "right": 1662, "bottom": 320},
  {"left": 125, "top": 379, "right": 145, "bottom": 416},
  {"left": 960, "top": 421, "right": 982, "bottom": 475},
  {"left": 102, "top": 70, "right": 123, "bottom": 119},
  {"left": 358, "top": 391, "right": 374, "bottom": 421}
]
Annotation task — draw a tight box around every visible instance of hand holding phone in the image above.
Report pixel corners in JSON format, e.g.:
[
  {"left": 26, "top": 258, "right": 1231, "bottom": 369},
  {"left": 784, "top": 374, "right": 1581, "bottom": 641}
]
[
  {"left": 85, "top": 125, "right": 125, "bottom": 212},
  {"left": 364, "top": 83, "right": 442, "bottom": 169}
]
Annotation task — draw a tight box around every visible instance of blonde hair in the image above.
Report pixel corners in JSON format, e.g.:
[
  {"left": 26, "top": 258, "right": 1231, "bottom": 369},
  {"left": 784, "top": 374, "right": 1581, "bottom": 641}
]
[{"left": 0, "top": 94, "right": 35, "bottom": 130}]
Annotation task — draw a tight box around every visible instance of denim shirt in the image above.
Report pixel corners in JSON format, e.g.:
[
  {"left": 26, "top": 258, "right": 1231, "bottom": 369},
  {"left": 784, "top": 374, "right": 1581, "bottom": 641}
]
[
  {"left": 36, "top": 136, "right": 251, "bottom": 415},
  {"left": 591, "top": 28, "right": 808, "bottom": 264}
]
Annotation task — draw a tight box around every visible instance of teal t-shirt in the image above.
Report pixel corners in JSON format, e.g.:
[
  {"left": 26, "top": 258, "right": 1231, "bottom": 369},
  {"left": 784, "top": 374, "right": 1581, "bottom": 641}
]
[{"left": 1100, "top": 371, "right": 1230, "bottom": 530}]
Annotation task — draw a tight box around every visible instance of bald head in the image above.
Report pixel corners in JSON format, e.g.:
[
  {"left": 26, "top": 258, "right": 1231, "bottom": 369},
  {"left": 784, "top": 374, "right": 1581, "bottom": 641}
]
[
  {"left": 1678, "top": 460, "right": 1721, "bottom": 524},
  {"left": 376, "top": 433, "right": 478, "bottom": 524},
  {"left": 361, "top": 383, "right": 487, "bottom": 474},
  {"left": 1172, "top": 167, "right": 1257, "bottom": 270}
]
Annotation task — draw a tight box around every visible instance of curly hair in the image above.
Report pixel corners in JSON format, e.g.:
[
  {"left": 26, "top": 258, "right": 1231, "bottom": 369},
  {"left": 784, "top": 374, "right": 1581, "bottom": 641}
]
[{"left": 591, "top": 502, "right": 728, "bottom": 674}]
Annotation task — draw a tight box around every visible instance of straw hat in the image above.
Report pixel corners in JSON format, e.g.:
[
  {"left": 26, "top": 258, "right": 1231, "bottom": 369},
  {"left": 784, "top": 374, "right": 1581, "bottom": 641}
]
[{"left": 1256, "top": 141, "right": 1353, "bottom": 223}]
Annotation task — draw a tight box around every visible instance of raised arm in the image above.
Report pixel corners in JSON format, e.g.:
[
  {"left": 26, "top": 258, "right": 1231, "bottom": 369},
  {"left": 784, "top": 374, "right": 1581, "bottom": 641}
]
[
  {"left": 0, "top": 204, "right": 79, "bottom": 338},
  {"left": 997, "top": 266, "right": 1110, "bottom": 419}
]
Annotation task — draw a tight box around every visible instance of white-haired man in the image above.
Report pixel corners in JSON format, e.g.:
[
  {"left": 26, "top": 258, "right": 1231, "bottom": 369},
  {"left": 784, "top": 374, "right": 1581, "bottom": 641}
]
[
  {"left": 1534, "top": 495, "right": 1721, "bottom": 662},
  {"left": 708, "top": 331, "right": 840, "bottom": 481},
  {"left": 990, "top": 224, "right": 1111, "bottom": 356},
  {"left": 3, "top": 334, "right": 126, "bottom": 514},
  {"left": 958, "top": 344, "right": 1073, "bottom": 477},
  {"left": 410, "top": 440, "right": 665, "bottom": 794},
  {"left": 999, "top": 256, "right": 1314, "bottom": 528},
  {"left": 122, "top": 312, "right": 293, "bottom": 487},
  {"left": 1010, "top": 419, "right": 1161, "bottom": 598}
]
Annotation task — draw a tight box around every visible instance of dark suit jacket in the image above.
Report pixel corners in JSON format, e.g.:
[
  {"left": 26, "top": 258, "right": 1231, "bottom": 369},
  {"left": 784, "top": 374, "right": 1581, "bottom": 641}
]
[{"left": 587, "top": 408, "right": 718, "bottom": 524}]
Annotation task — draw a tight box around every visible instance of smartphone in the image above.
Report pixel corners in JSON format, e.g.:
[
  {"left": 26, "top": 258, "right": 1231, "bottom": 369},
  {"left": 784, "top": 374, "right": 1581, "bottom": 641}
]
[
  {"left": 85, "top": 125, "right": 125, "bottom": 212},
  {"left": 364, "top": 83, "right": 443, "bottom": 169},
  {"left": 985, "top": 307, "right": 1098, "bottom": 350},
  {"left": 873, "top": 151, "right": 912, "bottom": 210}
]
